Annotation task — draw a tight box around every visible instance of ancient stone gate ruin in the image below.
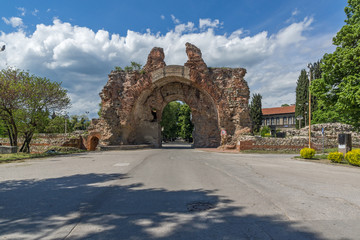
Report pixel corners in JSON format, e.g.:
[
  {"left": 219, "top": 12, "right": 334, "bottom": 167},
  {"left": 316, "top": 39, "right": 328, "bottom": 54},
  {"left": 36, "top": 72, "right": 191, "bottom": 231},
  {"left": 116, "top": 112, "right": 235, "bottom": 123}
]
[{"left": 89, "top": 43, "right": 251, "bottom": 148}]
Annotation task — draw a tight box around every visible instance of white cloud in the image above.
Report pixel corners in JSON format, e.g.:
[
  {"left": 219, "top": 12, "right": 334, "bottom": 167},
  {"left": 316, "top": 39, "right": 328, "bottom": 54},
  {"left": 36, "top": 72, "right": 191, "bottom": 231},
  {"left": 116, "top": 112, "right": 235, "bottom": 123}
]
[
  {"left": 199, "top": 18, "right": 222, "bottom": 30},
  {"left": 171, "top": 14, "right": 180, "bottom": 24},
  {"left": 292, "top": 8, "right": 299, "bottom": 16},
  {"left": 2, "top": 17, "right": 24, "bottom": 28},
  {"left": 32, "top": 9, "right": 39, "bottom": 16},
  {"left": 276, "top": 17, "right": 313, "bottom": 47},
  {"left": 17, "top": 7, "right": 26, "bottom": 16},
  {"left": 0, "top": 17, "right": 335, "bottom": 118},
  {"left": 286, "top": 8, "right": 301, "bottom": 23},
  {"left": 174, "top": 22, "right": 196, "bottom": 33},
  {"left": 160, "top": 15, "right": 165, "bottom": 20}
]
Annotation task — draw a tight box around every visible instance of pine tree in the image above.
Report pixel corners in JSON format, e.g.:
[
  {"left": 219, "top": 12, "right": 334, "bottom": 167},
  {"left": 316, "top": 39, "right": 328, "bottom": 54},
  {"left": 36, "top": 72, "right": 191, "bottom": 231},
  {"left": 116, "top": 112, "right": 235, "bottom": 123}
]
[
  {"left": 249, "top": 93, "right": 263, "bottom": 134},
  {"left": 295, "top": 62, "right": 321, "bottom": 129},
  {"left": 295, "top": 69, "right": 308, "bottom": 128},
  {"left": 310, "top": 61, "right": 321, "bottom": 119}
]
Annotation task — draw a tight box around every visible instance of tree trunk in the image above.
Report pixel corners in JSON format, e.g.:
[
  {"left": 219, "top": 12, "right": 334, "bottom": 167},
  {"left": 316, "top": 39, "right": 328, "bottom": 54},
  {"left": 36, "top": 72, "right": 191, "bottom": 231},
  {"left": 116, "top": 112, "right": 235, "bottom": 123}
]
[
  {"left": 19, "top": 132, "right": 33, "bottom": 153},
  {"left": 5, "top": 122, "right": 17, "bottom": 146}
]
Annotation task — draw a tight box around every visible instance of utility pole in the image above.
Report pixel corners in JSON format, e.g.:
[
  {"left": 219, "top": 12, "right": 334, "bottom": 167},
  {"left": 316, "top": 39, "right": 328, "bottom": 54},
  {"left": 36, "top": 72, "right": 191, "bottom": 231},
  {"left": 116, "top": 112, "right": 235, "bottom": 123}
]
[
  {"left": 64, "top": 112, "right": 69, "bottom": 135},
  {"left": 307, "top": 63, "right": 313, "bottom": 148}
]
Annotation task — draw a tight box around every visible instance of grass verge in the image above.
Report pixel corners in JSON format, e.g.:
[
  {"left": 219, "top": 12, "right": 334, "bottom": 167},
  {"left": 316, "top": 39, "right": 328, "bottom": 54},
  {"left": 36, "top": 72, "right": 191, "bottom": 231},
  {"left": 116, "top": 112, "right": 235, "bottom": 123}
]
[
  {"left": 0, "top": 147, "right": 86, "bottom": 163},
  {"left": 295, "top": 148, "right": 360, "bottom": 167},
  {"left": 240, "top": 149, "right": 300, "bottom": 154}
]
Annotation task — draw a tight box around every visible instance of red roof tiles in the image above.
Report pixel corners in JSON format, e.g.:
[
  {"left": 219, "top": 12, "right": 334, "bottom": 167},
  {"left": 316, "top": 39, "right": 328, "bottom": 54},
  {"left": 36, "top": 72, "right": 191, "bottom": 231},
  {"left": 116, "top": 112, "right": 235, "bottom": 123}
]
[{"left": 262, "top": 105, "right": 295, "bottom": 115}]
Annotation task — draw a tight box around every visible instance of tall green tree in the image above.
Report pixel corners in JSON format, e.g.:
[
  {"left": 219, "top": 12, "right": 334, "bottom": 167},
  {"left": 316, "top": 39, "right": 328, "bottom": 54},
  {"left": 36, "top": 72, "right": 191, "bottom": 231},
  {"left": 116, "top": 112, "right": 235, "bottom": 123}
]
[
  {"left": 44, "top": 116, "right": 68, "bottom": 133},
  {"left": 0, "top": 68, "right": 29, "bottom": 146},
  {"left": 249, "top": 93, "right": 262, "bottom": 134},
  {"left": 178, "top": 104, "right": 194, "bottom": 142},
  {"left": 0, "top": 120, "right": 7, "bottom": 137},
  {"left": 18, "top": 75, "right": 70, "bottom": 152},
  {"left": 311, "top": 0, "right": 360, "bottom": 129},
  {"left": 71, "top": 114, "right": 90, "bottom": 131},
  {"left": 310, "top": 61, "right": 321, "bottom": 116},
  {"left": 295, "top": 62, "right": 321, "bottom": 129},
  {"left": 160, "top": 101, "right": 194, "bottom": 142},
  {"left": 0, "top": 68, "right": 70, "bottom": 152},
  {"left": 295, "top": 69, "right": 309, "bottom": 128},
  {"left": 160, "top": 102, "right": 181, "bottom": 141}
]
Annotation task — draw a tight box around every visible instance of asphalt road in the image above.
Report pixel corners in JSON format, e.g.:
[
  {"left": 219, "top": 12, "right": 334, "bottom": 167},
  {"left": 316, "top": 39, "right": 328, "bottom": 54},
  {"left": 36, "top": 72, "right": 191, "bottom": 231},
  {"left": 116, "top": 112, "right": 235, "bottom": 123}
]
[{"left": 1, "top": 145, "right": 360, "bottom": 239}]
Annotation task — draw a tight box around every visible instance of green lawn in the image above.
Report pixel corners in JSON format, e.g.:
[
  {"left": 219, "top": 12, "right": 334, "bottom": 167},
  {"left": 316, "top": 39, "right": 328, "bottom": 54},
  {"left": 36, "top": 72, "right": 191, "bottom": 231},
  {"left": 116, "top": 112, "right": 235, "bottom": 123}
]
[{"left": 0, "top": 147, "right": 86, "bottom": 163}]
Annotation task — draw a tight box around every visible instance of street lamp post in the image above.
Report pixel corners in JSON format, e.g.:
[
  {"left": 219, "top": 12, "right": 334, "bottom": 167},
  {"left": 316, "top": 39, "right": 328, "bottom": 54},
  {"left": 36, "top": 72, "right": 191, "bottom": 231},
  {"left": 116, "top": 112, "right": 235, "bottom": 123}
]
[
  {"left": 64, "top": 112, "right": 69, "bottom": 135},
  {"left": 307, "top": 63, "right": 313, "bottom": 148},
  {"left": 296, "top": 115, "right": 303, "bottom": 129}
]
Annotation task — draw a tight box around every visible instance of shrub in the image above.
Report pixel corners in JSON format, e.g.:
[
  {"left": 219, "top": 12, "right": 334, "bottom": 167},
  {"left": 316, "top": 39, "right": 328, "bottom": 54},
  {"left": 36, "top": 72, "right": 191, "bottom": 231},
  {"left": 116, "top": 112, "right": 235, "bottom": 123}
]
[
  {"left": 328, "top": 152, "right": 343, "bottom": 163},
  {"left": 300, "top": 148, "right": 315, "bottom": 159},
  {"left": 260, "top": 126, "right": 270, "bottom": 137},
  {"left": 345, "top": 149, "right": 360, "bottom": 166}
]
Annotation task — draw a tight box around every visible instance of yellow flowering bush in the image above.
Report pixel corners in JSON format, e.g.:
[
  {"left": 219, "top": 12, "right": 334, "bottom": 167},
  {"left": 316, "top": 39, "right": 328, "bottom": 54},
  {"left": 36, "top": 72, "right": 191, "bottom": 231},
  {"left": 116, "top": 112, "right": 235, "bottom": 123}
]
[
  {"left": 327, "top": 152, "right": 343, "bottom": 163},
  {"left": 300, "top": 148, "right": 315, "bottom": 159},
  {"left": 345, "top": 149, "right": 360, "bottom": 166}
]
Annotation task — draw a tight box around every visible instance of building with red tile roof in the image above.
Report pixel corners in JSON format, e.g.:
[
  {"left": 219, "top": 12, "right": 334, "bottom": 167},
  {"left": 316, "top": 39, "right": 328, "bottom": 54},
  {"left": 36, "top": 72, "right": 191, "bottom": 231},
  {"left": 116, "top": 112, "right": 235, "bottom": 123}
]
[{"left": 262, "top": 105, "right": 296, "bottom": 128}]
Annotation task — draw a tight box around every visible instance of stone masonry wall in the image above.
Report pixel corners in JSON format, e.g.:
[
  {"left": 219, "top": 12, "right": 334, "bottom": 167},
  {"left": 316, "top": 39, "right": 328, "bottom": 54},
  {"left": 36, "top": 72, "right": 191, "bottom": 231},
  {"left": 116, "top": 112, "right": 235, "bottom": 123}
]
[
  {"left": 0, "top": 132, "right": 88, "bottom": 153},
  {"left": 89, "top": 43, "right": 252, "bottom": 147},
  {"left": 236, "top": 123, "right": 360, "bottom": 151}
]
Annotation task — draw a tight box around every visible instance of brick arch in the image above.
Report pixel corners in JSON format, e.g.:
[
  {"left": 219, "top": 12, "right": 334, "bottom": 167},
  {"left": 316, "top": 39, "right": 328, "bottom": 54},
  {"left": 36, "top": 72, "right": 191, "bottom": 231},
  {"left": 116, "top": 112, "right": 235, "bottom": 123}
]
[
  {"left": 89, "top": 43, "right": 251, "bottom": 148},
  {"left": 86, "top": 133, "right": 101, "bottom": 151},
  {"left": 131, "top": 78, "right": 220, "bottom": 147}
]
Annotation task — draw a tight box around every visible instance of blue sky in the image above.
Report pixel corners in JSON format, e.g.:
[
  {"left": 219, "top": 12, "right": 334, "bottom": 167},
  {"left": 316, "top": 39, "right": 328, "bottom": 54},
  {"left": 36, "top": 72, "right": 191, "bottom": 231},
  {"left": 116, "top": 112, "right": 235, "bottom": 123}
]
[{"left": 0, "top": 0, "right": 347, "bottom": 118}]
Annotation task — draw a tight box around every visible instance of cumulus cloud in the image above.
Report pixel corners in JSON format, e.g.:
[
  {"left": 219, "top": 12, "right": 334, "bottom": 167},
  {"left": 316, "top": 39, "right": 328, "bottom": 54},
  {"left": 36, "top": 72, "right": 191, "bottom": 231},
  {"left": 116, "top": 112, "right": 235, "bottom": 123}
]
[
  {"left": 276, "top": 17, "right": 313, "bottom": 47},
  {"left": 160, "top": 15, "right": 165, "bottom": 20},
  {"left": 0, "top": 17, "right": 335, "bottom": 118},
  {"left": 199, "top": 18, "right": 222, "bottom": 30},
  {"left": 174, "top": 22, "right": 196, "bottom": 33},
  {"left": 17, "top": 7, "right": 26, "bottom": 16},
  {"left": 2, "top": 17, "right": 24, "bottom": 28}
]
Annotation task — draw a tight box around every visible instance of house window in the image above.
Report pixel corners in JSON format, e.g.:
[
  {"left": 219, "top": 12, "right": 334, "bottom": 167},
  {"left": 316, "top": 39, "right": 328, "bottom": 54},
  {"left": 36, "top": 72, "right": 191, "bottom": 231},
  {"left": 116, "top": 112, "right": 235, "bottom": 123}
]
[
  {"left": 271, "top": 117, "right": 275, "bottom": 125},
  {"left": 276, "top": 117, "right": 280, "bottom": 125},
  {"left": 262, "top": 119, "right": 265, "bottom": 125},
  {"left": 267, "top": 118, "right": 270, "bottom": 125},
  {"left": 283, "top": 117, "right": 287, "bottom": 125},
  {"left": 288, "top": 117, "right": 292, "bottom": 125}
]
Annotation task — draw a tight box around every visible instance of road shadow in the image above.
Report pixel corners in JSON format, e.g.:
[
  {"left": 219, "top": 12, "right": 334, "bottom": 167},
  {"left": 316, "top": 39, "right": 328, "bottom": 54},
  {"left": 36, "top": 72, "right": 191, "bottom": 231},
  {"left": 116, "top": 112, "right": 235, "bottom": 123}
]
[{"left": 0, "top": 173, "right": 323, "bottom": 239}]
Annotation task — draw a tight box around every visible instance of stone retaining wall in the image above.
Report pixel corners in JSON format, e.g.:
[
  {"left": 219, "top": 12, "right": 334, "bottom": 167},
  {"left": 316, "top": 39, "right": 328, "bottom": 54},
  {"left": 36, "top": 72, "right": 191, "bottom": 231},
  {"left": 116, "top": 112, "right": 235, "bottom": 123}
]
[
  {"left": 0, "top": 132, "right": 90, "bottom": 153},
  {"left": 1, "top": 123, "right": 358, "bottom": 153},
  {"left": 236, "top": 123, "right": 360, "bottom": 152},
  {"left": 0, "top": 146, "right": 18, "bottom": 154},
  {"left": 236, "top": 136, "right": 309, "bottom": 151}
]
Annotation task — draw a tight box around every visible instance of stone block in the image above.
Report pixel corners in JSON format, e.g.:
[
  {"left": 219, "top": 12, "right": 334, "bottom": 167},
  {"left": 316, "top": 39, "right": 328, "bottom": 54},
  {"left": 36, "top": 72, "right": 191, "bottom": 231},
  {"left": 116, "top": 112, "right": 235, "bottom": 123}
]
[{"left": 0, "top": 146, "right": 17, "bottom": 154}]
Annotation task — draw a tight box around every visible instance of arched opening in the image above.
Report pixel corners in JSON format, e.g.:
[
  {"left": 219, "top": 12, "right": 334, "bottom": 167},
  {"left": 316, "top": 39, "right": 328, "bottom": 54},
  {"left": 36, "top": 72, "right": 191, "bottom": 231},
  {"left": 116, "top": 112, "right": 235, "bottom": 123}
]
[
  {"left": 89, "top": 136, "right": 99, "bottom": 151},
  {"left": 131, "top": 78, "right": 220, "bottom": 148},
  {"left": 160, "top": 101, "right": 194, "bottom": 148}
]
